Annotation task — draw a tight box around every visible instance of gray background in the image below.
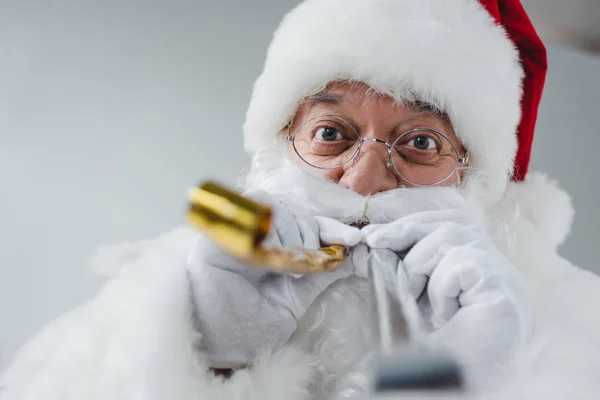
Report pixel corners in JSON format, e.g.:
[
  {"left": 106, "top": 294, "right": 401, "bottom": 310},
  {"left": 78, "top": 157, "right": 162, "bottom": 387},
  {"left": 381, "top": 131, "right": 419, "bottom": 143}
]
[{"left": 0, "top": 0, "right": 598, "bottom": 367}]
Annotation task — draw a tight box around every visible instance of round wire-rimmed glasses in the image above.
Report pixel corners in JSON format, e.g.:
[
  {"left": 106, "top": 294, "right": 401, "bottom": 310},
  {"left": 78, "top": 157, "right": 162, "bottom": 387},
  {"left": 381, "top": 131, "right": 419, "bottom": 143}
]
[{"left": 285, "top": 115, "right": 469, "bottom": 186}]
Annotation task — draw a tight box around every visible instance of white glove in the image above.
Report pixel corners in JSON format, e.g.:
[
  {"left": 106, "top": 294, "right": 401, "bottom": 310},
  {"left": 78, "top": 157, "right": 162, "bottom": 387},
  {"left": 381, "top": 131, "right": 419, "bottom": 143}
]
[
  {"left": 363, "top": 209, "right": 532, "bottom": 381},
  {"left": 187, "top": 190, "right": 362, "bottom": 369}
]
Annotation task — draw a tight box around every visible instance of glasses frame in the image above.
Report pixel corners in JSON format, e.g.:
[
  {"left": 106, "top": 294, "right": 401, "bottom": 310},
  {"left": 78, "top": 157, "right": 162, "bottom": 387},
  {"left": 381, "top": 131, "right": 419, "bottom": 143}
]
[{"left": 285, "top": 114, "right": 469, "bottom": 187}]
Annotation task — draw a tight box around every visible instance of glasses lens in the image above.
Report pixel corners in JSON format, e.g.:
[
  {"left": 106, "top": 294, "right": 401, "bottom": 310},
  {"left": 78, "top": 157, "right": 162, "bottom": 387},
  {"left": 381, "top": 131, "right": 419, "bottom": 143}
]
[
  {"left": 392, "top": 129, "right": 461, "bottom": 186},
  {"left": 291, "top": 115, "right": 360, "bottom": 169}
]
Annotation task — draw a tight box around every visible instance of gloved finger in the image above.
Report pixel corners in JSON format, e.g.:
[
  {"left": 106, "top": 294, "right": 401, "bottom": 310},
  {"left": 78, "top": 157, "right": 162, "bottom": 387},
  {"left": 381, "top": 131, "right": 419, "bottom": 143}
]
[
  {"left": 296, "top": 216, "right": 321, "bottom": 250},
  {"left": 242, "top": 190, "right": 302, "bottom": 248},
  {"left": 409, "top": 275, "right": 429, "bottom": 302},
  {"left": 425, "top": 247, "right": 464, "bottom": 328},
  {"left": 266, "top": 201, "right": 302, "bottom": 248},
  {"left": 402, "top": 223, "right": 469, "bottom": 298},
  {"left": 315, "top": 216, "right": 363, "bottom": 247},
  {"left": 428, "top": 296, "right": 523, "bottom": 369},
  {"left": 362, "top": 209, "right": 467, "bottom": 251}
]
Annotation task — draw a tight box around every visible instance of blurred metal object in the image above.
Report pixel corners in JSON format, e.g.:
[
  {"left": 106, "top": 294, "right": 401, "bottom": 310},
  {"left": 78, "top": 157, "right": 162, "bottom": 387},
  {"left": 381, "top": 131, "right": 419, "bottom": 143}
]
[
  {"left": 367, "top": 249, "right": 464, "bottom": 393},
  {"left": 187, "top": 181, "right": 347, "bottom": 274},
  {"left": 368, "top": 249, "right": 412, "bottom": 353},
  {"left": 373, "top": 348, "right": 464, "bottom": 394}
]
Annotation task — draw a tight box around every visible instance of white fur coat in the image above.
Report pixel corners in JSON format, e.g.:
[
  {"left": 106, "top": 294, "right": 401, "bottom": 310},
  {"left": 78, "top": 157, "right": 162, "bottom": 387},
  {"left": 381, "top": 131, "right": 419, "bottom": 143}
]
[{"left": 2, "top": 176, "right": 600, "bottom": 399}]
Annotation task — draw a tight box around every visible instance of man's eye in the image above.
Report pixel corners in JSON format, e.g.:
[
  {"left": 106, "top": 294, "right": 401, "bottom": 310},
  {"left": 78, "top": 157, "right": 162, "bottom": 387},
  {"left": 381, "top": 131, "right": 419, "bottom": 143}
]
[
  {"left": 315, "top": 127, "right": 342, "bottom": 141},
  {"left": 410, "top": 135, "right": 437, "bottom": 150}
]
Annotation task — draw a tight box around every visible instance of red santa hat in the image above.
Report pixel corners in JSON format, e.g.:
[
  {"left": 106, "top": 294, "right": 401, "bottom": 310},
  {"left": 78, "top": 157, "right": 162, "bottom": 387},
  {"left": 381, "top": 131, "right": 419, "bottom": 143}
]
[
  {"left": 477, "top": 0, "right": 547, "bottom": 181},
  {"left": 243, "top": 0, "right": 572, "bottom": 247}
]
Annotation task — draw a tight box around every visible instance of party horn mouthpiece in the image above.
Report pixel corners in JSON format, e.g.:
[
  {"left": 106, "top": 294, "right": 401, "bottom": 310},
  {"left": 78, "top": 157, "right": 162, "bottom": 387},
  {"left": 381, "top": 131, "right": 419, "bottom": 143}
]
[{"left": 187, "top": 181, "right": 347, "bottom": 274}]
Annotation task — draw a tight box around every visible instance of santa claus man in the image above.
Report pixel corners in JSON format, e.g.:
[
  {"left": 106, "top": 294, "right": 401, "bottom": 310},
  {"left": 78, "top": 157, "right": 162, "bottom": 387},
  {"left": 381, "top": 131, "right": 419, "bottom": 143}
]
[{"left": 3, "top": 0, "right": 600, "bottom": 399}]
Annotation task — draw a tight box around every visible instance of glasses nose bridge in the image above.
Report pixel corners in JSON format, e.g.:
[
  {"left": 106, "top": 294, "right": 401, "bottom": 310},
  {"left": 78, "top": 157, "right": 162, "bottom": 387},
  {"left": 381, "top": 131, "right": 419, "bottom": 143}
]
[{"left": 356, "top": 137, "right": 394, "bottom": 168}]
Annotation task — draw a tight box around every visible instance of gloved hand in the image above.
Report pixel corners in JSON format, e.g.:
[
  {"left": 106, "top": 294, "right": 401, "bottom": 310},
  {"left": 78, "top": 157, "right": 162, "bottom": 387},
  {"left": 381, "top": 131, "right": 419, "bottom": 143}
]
[
  {"left": 186, "top": 190, "right": 362, "bottom": 368},
  {"left": 362, "top": 209, "right": 532, "bottom": 380}
]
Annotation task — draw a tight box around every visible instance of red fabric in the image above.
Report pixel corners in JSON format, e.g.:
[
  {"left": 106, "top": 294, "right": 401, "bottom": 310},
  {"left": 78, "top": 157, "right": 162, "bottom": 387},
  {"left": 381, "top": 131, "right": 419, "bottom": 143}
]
[{"left": 478, "top": 0, "right": 548, "bottom": 181}]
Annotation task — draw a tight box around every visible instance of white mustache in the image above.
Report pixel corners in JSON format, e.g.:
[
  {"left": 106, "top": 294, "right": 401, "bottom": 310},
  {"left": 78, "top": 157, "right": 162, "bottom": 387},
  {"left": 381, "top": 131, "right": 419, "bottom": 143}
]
[{"left": 243, "top": 147, "right": 479, "bottom": 226}]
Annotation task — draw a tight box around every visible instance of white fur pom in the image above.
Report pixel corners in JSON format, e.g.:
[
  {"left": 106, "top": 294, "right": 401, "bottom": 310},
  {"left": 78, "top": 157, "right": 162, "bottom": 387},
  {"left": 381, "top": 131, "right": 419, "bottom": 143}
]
[{"left": 505, "top": 172, "right": 574, "bottom": 249}]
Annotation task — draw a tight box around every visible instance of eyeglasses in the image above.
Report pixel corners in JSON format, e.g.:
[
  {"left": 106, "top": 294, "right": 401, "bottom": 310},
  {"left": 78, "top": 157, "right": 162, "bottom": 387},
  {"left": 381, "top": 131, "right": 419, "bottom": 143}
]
[{"left": 286, "top": 115, "right": 469, "bottom": 186}]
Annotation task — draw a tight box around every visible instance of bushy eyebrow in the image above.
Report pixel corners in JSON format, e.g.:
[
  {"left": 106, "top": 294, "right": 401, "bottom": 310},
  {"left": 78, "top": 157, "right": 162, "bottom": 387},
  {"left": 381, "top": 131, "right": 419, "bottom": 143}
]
[
  {"left": 391, "top": 115, "right": 442, "bottom": 133},
  {"left": 410, "top": 100, "right": 444, "bottom": 115},
  {"left": 409, "top": 100, "right": 453, "bottom": 130},
  {"left": 304, "top": 92, "right": 345, "bottom": 106}
]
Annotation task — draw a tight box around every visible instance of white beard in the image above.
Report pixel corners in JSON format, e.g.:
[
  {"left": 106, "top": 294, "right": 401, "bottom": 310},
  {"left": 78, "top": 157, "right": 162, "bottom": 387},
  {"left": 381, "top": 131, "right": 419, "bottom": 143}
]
[{"left": 241, "top": 147, "right": 508, "bottom": 399}]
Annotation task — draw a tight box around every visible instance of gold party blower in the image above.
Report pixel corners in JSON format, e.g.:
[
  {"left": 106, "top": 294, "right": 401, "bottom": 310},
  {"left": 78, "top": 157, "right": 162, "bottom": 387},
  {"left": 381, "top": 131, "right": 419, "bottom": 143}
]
[{"left": 187, "top": 181, "right": 347, "bottom": 275}]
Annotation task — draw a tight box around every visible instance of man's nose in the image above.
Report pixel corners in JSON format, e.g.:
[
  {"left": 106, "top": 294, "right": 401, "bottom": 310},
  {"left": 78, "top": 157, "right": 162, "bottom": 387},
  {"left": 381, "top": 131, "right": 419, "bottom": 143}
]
[{"left": 338, "top": 141, "right": 398, "bottom": 196}]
